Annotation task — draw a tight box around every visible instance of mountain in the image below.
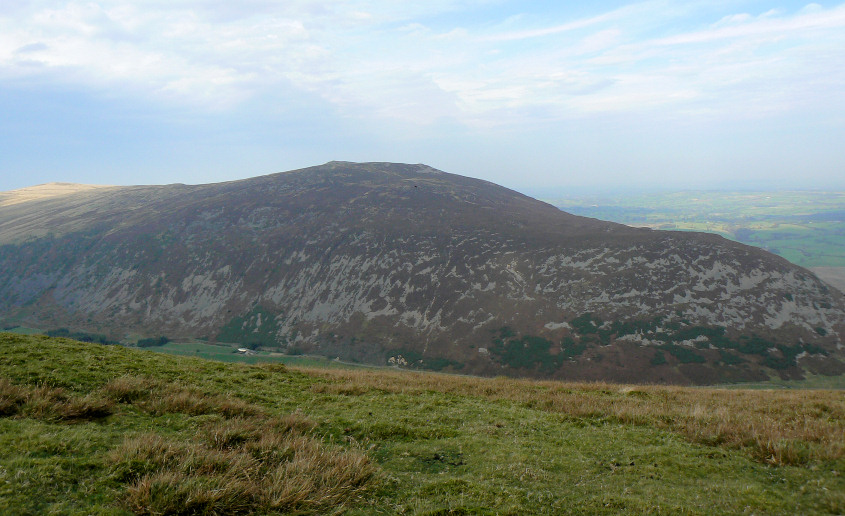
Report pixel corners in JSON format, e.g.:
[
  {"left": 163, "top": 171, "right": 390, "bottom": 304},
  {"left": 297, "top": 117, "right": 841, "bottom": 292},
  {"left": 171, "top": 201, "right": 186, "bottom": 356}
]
[{"left": 1, "top": 161, "right": 843, "bottom": 384}]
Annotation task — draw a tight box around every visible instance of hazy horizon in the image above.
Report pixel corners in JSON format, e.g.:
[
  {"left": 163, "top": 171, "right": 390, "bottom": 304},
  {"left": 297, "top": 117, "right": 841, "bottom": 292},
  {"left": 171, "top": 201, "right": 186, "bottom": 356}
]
[
  {"left": 4, "top": 162, "right": 844, "bottom": 198},
  {"left": 2, "top": 1, "right": 844, "bottom": 193}
]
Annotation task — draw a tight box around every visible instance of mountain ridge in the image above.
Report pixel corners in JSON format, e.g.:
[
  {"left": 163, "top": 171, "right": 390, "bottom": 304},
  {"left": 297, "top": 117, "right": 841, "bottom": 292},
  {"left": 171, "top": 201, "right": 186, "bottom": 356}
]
[{"left": 1, "top": 161, "right": 843, "bottom": 384}]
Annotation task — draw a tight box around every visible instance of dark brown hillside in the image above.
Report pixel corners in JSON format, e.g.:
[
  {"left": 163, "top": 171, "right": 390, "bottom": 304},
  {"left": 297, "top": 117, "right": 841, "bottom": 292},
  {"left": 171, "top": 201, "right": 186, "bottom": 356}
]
[{"left": 0, "top": 161, "right": 842, "bottom": 384}]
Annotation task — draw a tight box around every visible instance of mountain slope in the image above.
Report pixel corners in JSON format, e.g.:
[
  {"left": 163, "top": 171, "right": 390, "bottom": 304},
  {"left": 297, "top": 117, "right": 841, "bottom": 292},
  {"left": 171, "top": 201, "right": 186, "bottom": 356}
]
[{"left": 1, "top": 162, "right": 843, "bottom": 383}]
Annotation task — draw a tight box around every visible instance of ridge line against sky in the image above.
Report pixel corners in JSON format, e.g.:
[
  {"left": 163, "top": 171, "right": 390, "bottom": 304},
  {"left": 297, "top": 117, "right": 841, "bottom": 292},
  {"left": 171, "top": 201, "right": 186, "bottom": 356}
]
[{"left": 1, "top": 1, "right": 844, "bottom": 192}]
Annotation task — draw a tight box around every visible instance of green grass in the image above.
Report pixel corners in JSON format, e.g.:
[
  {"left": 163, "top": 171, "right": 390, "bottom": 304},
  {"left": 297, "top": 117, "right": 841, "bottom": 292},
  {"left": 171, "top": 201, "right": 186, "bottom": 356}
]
[
  {"left": 151, "top": 340, "right": 276, "bottom": 362},
  {"left": 0, "top": 327, "right": 374, "bottom": 369},
  {"left": 1, "top": 332, "right": 843, "bottom": 514},
  {"left": 716, "top": 373, "right": 845, "bottom": 390},
  {"left": 149, "top": 340, "right": 376, "bottom": 369},
  {"left": 0, "top": 326, "right": 43, "bottom": 335}
]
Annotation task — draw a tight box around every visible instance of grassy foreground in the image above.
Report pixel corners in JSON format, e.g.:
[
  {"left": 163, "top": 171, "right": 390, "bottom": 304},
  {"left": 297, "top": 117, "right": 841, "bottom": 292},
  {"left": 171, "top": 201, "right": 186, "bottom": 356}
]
[{"left": 0, "top": 333, "right": 843, "bottom": 514}]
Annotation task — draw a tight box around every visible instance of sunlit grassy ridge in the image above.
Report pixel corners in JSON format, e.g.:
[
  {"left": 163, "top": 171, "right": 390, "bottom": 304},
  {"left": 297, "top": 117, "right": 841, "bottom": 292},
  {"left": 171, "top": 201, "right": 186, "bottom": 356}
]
[{"left": 1, "top": 332, "right": 843, "bottom": 514}]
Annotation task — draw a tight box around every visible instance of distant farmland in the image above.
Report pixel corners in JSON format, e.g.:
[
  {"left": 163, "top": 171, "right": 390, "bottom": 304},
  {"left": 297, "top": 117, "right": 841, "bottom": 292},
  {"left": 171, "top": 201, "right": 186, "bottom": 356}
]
[{"left": 550, "top": 191, "right": 845, "bottom": 291}]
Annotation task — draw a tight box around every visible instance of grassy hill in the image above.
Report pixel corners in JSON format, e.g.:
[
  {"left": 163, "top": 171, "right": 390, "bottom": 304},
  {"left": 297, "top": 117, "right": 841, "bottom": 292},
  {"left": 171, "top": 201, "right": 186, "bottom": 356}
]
[{"left": 1, "top": 332, "right": 843, "bottom": 514}]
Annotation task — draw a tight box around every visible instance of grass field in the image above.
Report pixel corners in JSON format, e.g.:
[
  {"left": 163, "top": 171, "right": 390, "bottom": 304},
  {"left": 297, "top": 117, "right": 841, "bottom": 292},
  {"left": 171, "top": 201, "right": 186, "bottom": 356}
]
[
  {"left": 550, "top": 191, "right": 845, "bottom": 270},
  {"left": 0, "top": 326, "right": 43, "bottom": 335},
  {"left": 0, "top": 326, "right": 373, "bottom": 369},
  {"left": 716, "top": 373, "right": 845, "bottom": 390},
  {"left": 147, "top": 340, "right": 368, "bottom": 369},
  {"left": 1, "top": 332, "right": 843, "bottom": 514}
]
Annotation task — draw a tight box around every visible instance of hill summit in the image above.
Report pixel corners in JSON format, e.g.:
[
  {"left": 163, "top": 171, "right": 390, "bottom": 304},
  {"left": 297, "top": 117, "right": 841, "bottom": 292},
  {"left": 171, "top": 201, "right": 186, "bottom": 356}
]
[{"left": 0, "top": 161, "right": 842, "bottom": 383}]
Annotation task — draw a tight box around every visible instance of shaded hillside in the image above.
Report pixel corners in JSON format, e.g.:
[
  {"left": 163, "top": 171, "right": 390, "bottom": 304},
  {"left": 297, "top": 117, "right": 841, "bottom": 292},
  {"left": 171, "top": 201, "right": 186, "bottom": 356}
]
[{"left": 0, "top": 162, "right": 843, "bottom": 384}]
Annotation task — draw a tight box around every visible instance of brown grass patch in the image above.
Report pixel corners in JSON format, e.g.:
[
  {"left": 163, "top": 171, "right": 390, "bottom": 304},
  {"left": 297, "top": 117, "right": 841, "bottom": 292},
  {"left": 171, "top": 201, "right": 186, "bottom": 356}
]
[
  {"left": 202, "top": 418, "right": 264, "bottom": 450},
  {"left": 52, "top": 393, "right": 116, "bottom": 420},
  {"left": 141, "top": 386, "right": 265, "bottom": 418},
  {"left": 268, "top": 411, "right": 319, "bottom": 435},
  {"left": 4, "top": 373, "right": 267, "bottom": 424},
  {"left": 0, "top": 378, "right": 114, "bottom": 422},
  {"left": 216, "top": 396, "right": 264, "bottom": 419},
  {"left": 124, "top": 470, "right": 256, "bottom": 516},
  {"left": 102, "top": 376, "right": 265, "bottom": 419},
  {"left": 102, "top": 376, "right": 157, "bottom": 403},
  {"left": 0, "top": 377, "right": 27, "bottom": 416},
  {"left": 142, "top": 387, "right": 214, "bottom": 416},
  {"left": 110, "top": 415, "right": 379, "bottom": 515},
  {"left": 299, "top": 367, "right": 845, "bottom": 466}
]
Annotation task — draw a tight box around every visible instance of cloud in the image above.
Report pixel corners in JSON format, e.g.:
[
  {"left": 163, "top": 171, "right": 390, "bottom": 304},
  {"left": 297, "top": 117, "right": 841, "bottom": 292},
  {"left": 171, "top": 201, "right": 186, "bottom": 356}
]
[
  {"left": 439, "top": 2, "right": 845, "bottom": 123},
  {"left": 14, "top": 42, "right": 49, "bottom": 54},
  {"left": 480, "top": 9, "right": 628, "bottom": 42},
  {"left": 654, "top": 4, "right": 845, "bottom": 46},
  {"left": 1, "top": 0, "right": 844, "bottom": 129}
]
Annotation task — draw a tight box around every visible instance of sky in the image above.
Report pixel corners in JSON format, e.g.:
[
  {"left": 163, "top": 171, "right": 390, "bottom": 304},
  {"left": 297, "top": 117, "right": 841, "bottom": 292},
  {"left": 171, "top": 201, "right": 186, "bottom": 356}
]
[{"left": 1, "top": 0, "right": 844, "bottom": 193}]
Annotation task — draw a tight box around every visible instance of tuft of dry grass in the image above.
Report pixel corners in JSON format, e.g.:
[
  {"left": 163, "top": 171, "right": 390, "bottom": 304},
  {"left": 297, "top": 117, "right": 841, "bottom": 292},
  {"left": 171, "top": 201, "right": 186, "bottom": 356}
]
[
  {"left": 102, "top": 376, "right": 156, "bottom": 403},
  {"left": 102, "top": 375, "right": 265, "bottom": 419},
  {"left": 0, "top": 378, "right": 114, "bottom": 421},
  {"left": 216, "top": 396, "right": 264, "bottom": 419},
  {"left": 52, "top": 393, "right": 116, "bottom": 420},
  {"left": 0, "top": 377, "right": 27, "bottom": 416},
  {"left": 141, "top": 385, "right": 266, "bottom": 418},
  {"left": 202, "top": 418, "right": 264, "bottom": 450},
  {"left": 301, "top": 367, "right": 845, "bottom": 466},
  {"left": 111, "top": 415, "right": 379, "bottom": 515},
  {"left": 4, "top": 373, "right": 265, "bottom": 425},
  {"left": 108, "top": 434, "right": 195, "bottom": 482},
  {"left": 142, "top": 387, "right": 214, "bottom": 416},
  {"left": 99, "top": 375, "right": 378, "bottom": 514},
  {"left": 259, "top": 436, "right": 379, "bottom": 512},
  {"left": 125, "top": 470, "right": 259, "bottom": 516},
  {"left": 268, "top": 411, "right": 319, "bottom": 435}
]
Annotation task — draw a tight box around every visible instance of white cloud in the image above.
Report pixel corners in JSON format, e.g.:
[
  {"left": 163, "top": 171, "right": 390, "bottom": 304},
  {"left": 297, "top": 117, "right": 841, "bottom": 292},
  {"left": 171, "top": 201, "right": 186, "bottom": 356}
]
[
  {"left": 1, "top": 1, "right": 844, "bottom": 127},
  {"left": 655, "top": 5, "right": 845, "bottom": 46},
  {"left": 480, "top": 9, "right": 627, "bottom": 42}
]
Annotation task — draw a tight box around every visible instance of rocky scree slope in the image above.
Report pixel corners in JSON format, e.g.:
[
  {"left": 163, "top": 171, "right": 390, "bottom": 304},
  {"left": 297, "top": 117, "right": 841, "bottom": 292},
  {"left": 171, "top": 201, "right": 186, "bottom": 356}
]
[{"left": 0, "top": 162, "right": 842, "bottom": 384}]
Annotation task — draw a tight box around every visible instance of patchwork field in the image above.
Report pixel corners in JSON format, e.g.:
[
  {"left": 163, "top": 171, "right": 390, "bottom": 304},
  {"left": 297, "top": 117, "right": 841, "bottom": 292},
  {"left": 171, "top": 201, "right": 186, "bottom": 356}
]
[
  {"left": 1, "top": 333, "right": 843, "bottom": 514},
  {"left": 550, "top": 191, "right": 845, "bottom": 289}
]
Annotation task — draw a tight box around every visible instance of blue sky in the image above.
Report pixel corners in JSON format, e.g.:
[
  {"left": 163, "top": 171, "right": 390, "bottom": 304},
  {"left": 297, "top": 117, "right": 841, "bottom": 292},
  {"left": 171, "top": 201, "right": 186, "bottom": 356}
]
[{"left": 1, "top": 1, "right": 844, "bottom": 192}]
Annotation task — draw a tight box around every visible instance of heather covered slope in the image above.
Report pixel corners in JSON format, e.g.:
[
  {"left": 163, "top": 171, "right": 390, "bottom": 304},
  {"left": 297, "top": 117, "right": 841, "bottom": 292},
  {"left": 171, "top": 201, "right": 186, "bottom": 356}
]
[
  {"left": 1, "top": 333, "right": 843, "bottom": 514},
  {"left": 0, "top": 162, "right": 843, "bottom": 384}
]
